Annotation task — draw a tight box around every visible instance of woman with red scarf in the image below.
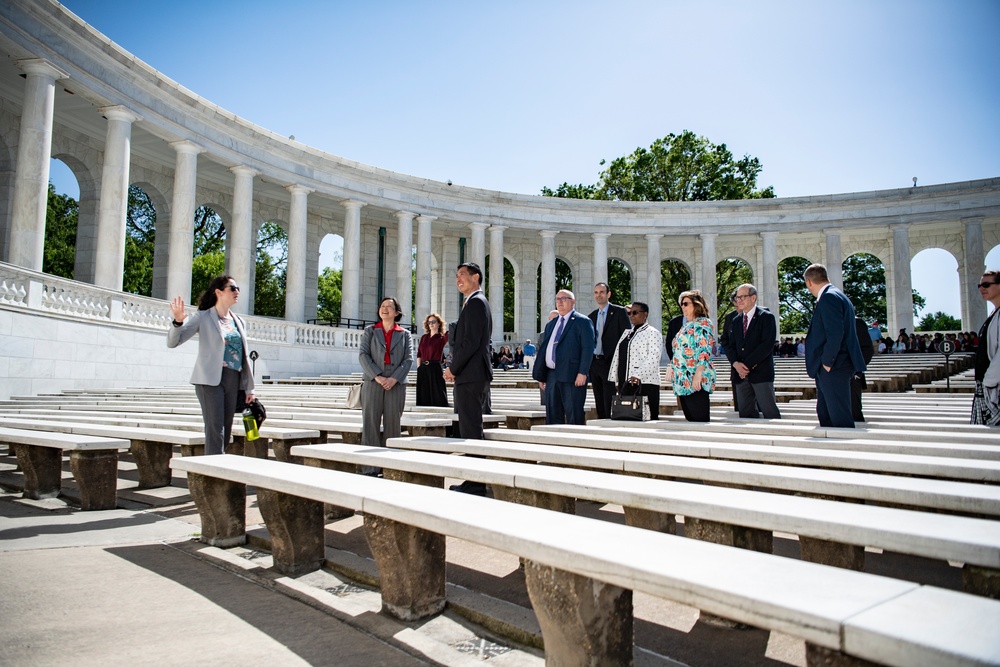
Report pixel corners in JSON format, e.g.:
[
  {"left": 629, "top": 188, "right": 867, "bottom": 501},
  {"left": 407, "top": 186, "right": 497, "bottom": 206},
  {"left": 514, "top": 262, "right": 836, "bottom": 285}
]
[{"left": 359, "top": 297, "right": 413, "bottom": 453}]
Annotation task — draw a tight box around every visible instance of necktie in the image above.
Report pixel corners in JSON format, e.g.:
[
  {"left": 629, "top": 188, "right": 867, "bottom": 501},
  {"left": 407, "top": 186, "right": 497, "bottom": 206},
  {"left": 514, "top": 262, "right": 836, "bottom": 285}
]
[
  {"left": 555, "top": 316, "right": 567, "bottom": 344},
  {"left": 595, "top": 309, "right": 605, "bottom": 354},
  {"left": 743, "top": 313, "right": 749, "bottom": 335}
]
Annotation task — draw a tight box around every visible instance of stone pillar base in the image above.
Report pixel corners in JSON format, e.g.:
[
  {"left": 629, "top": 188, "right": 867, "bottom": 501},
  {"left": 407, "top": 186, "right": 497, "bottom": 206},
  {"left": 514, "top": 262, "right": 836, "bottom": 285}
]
[
  {"left": 799, "top": 536, "right": 865, "bottom": 571},
  {"left": 304, "top": 458, "right": 358, "bottom": 520},
  {"left": 806, "top": 643, "right": 879, "bottom": 666},
  {"left": 130, "top": 440, "right": 173, "bottom": 488},
  {"left": 623, "top": 507, "right": 676, "bottom": 534},
  {"left": 181, "top": 444, "right": 205, "bottom": 457},
  {"left": 963, "top": 564, "right": 1000, "bottom": 599},
  {"left": 187, "top": 472, "right": 246, "bottom": 547},
  {"left": 406, "top": 426, "right": 446, "bottom": 437},
  {"left": 70, "top": 450, "right": 119, "bottom": 510},
  {"left": 341, "top": 432, "right": 362, "bottom": 444},
  {"left": 258, "top": 488, "right": 325, "bottom": 576},
  {"left": 243, "top": 437, "right": 269, "bottom": 459},
  {"left": 364, "top": 514, "right": 446, "bottom": 621},
  {"left": 13, "top": 444, "right": 62, "bottom": 499},
  {"left": 524, "top": 560, "right": 633, "bottom": 666}
]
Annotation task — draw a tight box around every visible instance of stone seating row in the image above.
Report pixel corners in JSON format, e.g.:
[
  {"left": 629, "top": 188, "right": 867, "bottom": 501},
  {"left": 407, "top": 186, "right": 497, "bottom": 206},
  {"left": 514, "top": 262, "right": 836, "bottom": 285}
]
[
  {"left": 290, "top": 441, "right": 1000, "bottom": 597},
  {"left": 0, "top": 425, "right": 128, "bottom": 509},
  {"left": 169, "top": 453, "right": 1000, "bottom": 666}
]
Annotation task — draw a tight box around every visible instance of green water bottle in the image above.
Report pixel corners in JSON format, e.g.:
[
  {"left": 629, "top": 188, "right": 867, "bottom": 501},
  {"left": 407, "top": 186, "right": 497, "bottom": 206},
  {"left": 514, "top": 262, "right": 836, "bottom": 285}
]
[{"left": 242, "top": 407, "right": 260, "bottom": 441}]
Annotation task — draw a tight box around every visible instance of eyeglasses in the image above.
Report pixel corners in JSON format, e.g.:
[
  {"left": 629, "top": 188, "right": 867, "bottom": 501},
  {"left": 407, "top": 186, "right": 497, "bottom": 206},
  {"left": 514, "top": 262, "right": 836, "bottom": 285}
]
[
  {"left": 978, "top": 282, "right": 999, "bottom": 289},
  {"left": 227, "top": 284, "right": 240, "bottom": 293},
  {"left": 734, "top": 294, "right": 751, "bottom": 301},
  {"left": 680, "top": 301, "right": 693, "bottom": 307},
  {"left": 628, "top": 310, "right": 645, "bottom": 316},
  {"left": 428, "top": 320, "right": 439, "bottom": 325},
  {"left": 555, "top": 296, "right": 572, "bottom": 302}
]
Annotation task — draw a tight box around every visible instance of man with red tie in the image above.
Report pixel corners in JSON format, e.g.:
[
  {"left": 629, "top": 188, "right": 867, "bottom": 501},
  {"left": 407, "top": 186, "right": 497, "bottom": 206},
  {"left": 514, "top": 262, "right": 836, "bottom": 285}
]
[{"left": 724, "top": 283, "right": 781, "bottom": 419}]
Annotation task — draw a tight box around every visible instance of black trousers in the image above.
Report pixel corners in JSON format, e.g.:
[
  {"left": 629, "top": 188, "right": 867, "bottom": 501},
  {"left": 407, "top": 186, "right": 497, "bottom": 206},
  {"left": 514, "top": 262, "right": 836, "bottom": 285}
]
[
  {"left": 590, "top": 358, "right": 614, "bottom": 419},
  {"left": 454, "top": 380, "right": 489, "bottom": 440},
  {"left": 678, "top": 389, "right": 711, "bottom": 422},
  {"left": 851, "top": 372, "right": 866, "bottom": 422}
]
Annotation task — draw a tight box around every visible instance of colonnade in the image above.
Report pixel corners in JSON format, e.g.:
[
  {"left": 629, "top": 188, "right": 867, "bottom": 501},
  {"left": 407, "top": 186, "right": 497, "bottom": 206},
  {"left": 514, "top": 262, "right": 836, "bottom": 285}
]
[{"left": 0, "top": 38, "right": 995, "bottom": 344}]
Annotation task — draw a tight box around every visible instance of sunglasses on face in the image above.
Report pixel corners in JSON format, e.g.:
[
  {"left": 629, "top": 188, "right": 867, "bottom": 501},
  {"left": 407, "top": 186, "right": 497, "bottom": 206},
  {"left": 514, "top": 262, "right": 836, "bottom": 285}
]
[
  {"left": 226, "top": 284, "right": 240, "bottom": 293},
  {"left": 680, "top": 301, "right": 692, "bottom": 307},
  {"left": 978, "top": 282, "right": 999, "bottom": 289},
  {"left": 628, "top": 310, "right": 645, "bottom": 316}
]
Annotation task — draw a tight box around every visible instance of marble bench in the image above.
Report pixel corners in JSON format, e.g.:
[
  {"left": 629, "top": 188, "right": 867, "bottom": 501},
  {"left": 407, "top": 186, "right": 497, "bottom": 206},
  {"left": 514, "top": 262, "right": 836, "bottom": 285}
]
[
  {"left": 293, "top": 441, "right": 1000, "bottom": 597},
  {"left": 169, "top": 453, "right": 1000, "bottom": 667},
  {"left": 0, "top": 425, "right": 128, "bottom": 510}
]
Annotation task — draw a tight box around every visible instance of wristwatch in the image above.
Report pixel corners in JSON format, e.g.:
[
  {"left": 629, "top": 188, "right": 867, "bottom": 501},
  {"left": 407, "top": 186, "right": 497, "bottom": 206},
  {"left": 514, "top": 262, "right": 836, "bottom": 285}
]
[{"left": 172, "top": 319, "right": 183, "bottom": 327}]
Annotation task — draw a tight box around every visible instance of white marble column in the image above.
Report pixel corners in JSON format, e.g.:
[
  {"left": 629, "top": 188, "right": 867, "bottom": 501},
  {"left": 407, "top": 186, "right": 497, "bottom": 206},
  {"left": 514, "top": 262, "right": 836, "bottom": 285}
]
[
  {"left": 165, "top": 141, "right": 204, "bottom": 302},
  {"left": 700, "top": 233, "right": 718, "bottom": 322},
  {"left": 760, "top": 231, "right": 780, "bottom": 332},
  {"left": 540, "top": 230, "right": 558, "bottom": 322},
  {"left": 489, "top": 225, "right": 506, "bottom": 341},
  {"left": 891, "top": 224, "right": 914, "bottom": 335},
  {"left": 645, "top": 234, "right": 662, "bottom": 333},
  {"left": 469, "top": 222, "right": 488, "bottom": 267},
  {"left": 395, "top": 211, "right": 415, "bottom": 325},
  {"left": 340, "top": 200, "right": 365, "bottom": 321},
  {"left": 284, "top": 185, "right": 312, "bottom": 322},
  {"left": 227, "top": 166, "right": 258, "bottom": 313},
  {"left": 592, "top": 233, "right": 609, "bottom": 287},
  {"left": 415, "top": 215, "right": 435, "bottom": 325},
  {"left": 825, "top": 232, "right": 843, "bottom": 289},
  {"left": 963, "top": 217, "right": 986, "bottom": 331},
  {"left": 94, "top": 106, "right": 141, "bottom": 291},
  {"left": 8, "top": 59, "right": 67, "bottom": 270}
]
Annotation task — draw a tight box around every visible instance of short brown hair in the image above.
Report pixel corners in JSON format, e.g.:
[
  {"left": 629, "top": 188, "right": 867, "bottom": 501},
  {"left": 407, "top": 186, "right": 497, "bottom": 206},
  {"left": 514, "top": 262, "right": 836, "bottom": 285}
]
[
  {"left": 679, "top": 290, "right": 708, "bottom": 318},
  {"left": 803, "top": 263, "right": 828, "bottom": 283}
]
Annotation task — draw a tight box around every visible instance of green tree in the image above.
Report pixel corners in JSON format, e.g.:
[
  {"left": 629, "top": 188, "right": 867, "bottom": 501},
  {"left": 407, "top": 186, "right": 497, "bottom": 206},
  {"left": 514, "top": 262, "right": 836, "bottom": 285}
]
[
  {"left": 777, "top": 253, "right": 926, "bottom": 334},
  {"left": 661, "top": 260, "right": 692, "bottom": 321},
  {"left": 43, "top": 184, "right": 77, "bottom": 279},
  {"left": 542, "top": 130, "right": 775, "bottom": 202},
  {"left": 254, "top": 221, "right": 287, "bottom": 317},
  {"left": 716, "top": 259, "right": 754, "bottom": 323},
  {"left": 191, "top": 252, "right": 225, "bottom": 303},
  {"left": 123, "top": 186, "right": 156, "bottom": 295},
  {"left": 917, "top": 311, "right": 961, "bottom": 332},
  {"left": 607, "top": 259, "right": 631, "bottom": 306},
  {"left": 484, "top": 255, "right": 515, "bottom": 332},
  {"left": 317, "top": 265, "right": 342, "bottom": 322}
]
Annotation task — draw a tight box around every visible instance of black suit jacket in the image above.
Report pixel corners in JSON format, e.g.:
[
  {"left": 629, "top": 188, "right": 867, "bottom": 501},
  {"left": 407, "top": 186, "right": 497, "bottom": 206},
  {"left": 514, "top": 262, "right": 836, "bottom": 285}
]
[
  {"left": 589, "top": 303, "right": 630, "bottom": 366},
  {"left": 664, "top": 315, "right": 684, "bottom": 356},
  {"left": 450, "top": 290, "right": 493, "bottom": 386},
  {"left": 719, "top": 310, "right": 741, "bottom": 359},
  {"left": 725, "top": 306, "right": 777, "bottom": 383}
]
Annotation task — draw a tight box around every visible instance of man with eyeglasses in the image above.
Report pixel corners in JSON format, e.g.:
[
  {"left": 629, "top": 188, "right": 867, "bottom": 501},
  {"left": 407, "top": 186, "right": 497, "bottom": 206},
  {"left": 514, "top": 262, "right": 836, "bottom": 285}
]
[
  {"left": 725, "top": 283, "right": 781, "bottom": 419},
  {"left": 532, "top": 290, "right": 595, "bottom": 424},
  {"left": 588, "top": 283, "right": 630, "bottom": 419},
  {"left": 718, "top": 292, "right": 746, "bottom": 414}
]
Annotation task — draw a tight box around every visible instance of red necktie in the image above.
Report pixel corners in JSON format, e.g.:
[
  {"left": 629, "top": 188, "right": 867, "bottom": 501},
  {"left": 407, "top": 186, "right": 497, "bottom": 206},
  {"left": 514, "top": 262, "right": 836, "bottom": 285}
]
[{"left": 743, "top": 313, "right": 749, "bottom": 335}]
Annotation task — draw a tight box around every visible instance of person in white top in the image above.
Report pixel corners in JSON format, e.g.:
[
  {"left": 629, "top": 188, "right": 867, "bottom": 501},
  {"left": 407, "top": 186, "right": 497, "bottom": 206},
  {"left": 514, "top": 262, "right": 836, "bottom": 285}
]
[{"left": 607, "top": 302, "right": 662, "bottom": 420}]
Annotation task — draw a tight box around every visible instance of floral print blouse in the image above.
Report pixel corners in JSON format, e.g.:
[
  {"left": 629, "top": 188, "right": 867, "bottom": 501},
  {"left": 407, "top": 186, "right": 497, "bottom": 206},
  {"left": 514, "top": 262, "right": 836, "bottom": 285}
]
[{"left": 671, "top": 317, "right": 716, "bottom": 396}]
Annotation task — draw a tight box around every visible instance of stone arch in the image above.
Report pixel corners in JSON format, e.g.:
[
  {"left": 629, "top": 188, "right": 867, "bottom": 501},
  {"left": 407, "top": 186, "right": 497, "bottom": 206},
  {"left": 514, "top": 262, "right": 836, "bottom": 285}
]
[
  {"left": 536, "top": 256, "right": 574, "bottom": 331},
  {"left": 661, "top": 258, "right": 692, "bottom": 320},
  {"left": 608, "top": 257, "right": 632, "bottom": 305},
  {"left": 777, "top": 255, "right": 813, "bottom": 335},
  {"left": 717, "top": 257, "right": 753, "bottom": 322},
  {"left": 50, "top": 154, "right": 99, "bottom": 282},
  {"left": 911, "top": 248, "right": 960, "bottom": 330}
]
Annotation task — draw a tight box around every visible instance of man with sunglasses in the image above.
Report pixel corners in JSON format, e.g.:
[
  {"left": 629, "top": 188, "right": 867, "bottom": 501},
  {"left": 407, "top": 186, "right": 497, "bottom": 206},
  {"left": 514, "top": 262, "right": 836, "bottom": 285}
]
[{"left": 725, "top": 283, "right": 781, "bottom": 419}]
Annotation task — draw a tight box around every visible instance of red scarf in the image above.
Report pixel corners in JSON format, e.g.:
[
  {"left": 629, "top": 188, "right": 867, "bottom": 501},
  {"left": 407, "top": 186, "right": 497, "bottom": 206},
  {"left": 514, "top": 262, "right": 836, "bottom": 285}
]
[{"left": 375, "top": 321, "right": 402, "bottom": 365}]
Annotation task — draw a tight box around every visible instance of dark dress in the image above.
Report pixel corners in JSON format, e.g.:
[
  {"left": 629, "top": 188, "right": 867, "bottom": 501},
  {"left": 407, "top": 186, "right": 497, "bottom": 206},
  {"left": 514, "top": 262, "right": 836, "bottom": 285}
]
[{"left": 416, "top": 332, "right": 449, "bottom": 406}]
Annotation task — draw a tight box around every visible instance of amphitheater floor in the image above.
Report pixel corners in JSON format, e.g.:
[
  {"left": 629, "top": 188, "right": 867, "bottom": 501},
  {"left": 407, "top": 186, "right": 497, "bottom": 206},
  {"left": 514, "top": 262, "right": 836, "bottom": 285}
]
[{"left": 0, "top": 444, "right": 964, "bottom": 667}]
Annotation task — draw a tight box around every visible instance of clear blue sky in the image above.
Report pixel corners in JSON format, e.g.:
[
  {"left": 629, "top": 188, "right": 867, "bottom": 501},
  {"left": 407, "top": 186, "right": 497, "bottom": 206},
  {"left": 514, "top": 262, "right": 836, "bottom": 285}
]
[{"left": 50, "top": 0, "right": 1000, "bottom": 320}]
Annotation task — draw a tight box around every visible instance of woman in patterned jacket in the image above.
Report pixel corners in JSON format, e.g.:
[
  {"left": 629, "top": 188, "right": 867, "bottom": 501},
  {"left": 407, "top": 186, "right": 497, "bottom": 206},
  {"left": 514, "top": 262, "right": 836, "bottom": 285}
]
[
  {"left": 608, "top": 301, "right": 662, "bottom": 420},
  {"left": 666, "top": 290, "right": 716, "bottom": 422}
]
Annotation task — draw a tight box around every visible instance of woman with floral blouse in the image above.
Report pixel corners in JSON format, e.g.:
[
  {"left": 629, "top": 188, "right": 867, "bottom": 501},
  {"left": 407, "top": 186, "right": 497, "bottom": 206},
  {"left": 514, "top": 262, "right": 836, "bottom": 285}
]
[{"left": 666, "top": 290, "right": 716, "bottom": 422}]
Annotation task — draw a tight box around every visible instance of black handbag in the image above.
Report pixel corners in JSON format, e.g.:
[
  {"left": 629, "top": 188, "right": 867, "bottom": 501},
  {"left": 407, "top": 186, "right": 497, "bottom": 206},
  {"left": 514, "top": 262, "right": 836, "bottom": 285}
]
[{"left": 611, "top": 383, "right": 648, "bottom": 421}]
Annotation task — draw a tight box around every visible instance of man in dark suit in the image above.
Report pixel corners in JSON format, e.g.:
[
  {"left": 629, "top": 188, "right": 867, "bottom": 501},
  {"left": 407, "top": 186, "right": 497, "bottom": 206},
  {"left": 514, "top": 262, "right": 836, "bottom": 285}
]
[
  {"left": 664, "top": 313, "right": 684, "bottom": 356},
  {"left": 804, "top": 263, "right": 866, "bottom": 428},
  {"left": 443, "top": 262, "right": 492, "bottom": 494},
  {"left": 725, "top": 283, "right": 781, "bottom": 418},
  {"left": 533, "top": 289, "right": 595, "bottom": 424},
  {"left": 588, "top": 282, "right": 630, "bottom": 419},
  {"left": 851, "top": 316, "right": 875, "bottom": 422}
]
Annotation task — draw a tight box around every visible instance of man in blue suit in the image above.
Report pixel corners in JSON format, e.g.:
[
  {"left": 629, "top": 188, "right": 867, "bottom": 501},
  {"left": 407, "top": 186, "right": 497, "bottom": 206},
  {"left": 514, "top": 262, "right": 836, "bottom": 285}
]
[
  {"left": 532, "top": 289, "right": 595, "bottom": 424},
  {"left": 804, "top": 264, "right": 867, "bottom": 428}
]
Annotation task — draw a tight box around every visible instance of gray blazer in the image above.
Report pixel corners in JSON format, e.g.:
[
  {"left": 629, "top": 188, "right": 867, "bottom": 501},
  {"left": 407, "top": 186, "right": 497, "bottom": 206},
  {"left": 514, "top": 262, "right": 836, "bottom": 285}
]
[
  {"left": 167, "top": 308, "right": 255, "bottom": 392},
  {"left": 359, "top": 324, "right": 413, "bottom": 384}
]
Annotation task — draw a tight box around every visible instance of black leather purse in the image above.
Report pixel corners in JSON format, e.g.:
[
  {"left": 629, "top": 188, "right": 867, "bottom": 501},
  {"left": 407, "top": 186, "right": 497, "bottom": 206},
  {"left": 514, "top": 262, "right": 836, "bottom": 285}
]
[{"left": 611, "top": 383, "right": 648, "bottom": 421}]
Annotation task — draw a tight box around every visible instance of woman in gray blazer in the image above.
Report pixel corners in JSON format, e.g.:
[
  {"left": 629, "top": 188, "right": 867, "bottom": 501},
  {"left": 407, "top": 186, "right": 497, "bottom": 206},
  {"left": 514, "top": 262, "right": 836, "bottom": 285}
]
[
  {"left": 359, "top": 297, "right": 413, "bottom": 454},
  {"left": 167, "top": 275, "right": 255, "bottom": 455}
]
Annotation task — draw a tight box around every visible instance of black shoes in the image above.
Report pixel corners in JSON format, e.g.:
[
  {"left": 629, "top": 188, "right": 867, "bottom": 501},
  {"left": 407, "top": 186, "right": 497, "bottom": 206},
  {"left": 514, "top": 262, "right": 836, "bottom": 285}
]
[{"left": 449, "top": 481, "right": 488, "bottom": 496}]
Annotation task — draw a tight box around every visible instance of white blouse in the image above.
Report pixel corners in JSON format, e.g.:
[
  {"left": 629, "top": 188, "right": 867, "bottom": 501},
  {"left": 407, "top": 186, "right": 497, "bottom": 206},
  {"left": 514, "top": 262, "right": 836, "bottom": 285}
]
[{"left": 607, "top": 324, "right": 663, "bottom": 385}]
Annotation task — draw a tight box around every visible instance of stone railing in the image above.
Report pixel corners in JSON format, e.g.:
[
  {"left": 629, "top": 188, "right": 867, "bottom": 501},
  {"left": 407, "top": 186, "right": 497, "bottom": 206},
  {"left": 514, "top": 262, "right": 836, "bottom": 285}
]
[{"left": 0, "top": 261, "right": 360, "bottom": 349}]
